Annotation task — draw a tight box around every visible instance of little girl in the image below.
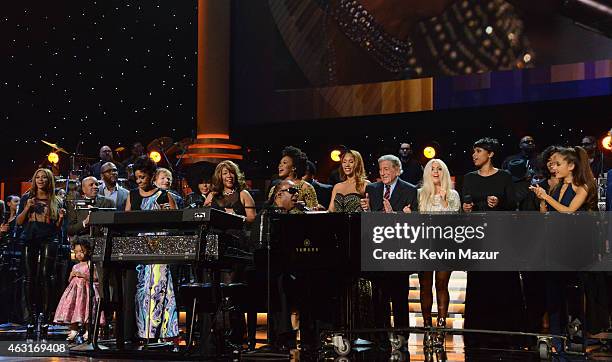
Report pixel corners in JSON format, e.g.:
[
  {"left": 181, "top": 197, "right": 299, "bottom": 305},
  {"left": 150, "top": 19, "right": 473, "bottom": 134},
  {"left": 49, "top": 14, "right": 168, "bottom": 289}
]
[{"left": 53, "top": 238, "right": 104, "bottom": 341}]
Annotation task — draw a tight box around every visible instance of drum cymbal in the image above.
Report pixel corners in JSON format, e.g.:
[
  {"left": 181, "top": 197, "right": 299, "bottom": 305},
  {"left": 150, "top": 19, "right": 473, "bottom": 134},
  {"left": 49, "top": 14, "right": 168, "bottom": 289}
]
[
  {"left": 147, "top": 137, "right": 174, "bottom": 151},
  {"left": 166, "top": 137, "right": 193, "bottom": 155},
  {"left": 41, "top": 140, "right": 69, "bottom": 154}
]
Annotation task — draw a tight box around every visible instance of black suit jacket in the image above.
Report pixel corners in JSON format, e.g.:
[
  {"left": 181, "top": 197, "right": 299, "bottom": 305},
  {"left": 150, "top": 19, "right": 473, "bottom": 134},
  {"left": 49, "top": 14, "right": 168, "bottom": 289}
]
[
  {"left": 67, "top": 195, "right": 116, "bottom": 236},
  {"left": 366, "top": 178, "right": 418, "bottom": 212},
  {"left": 310, "top": 179, "right": 333, "bottom": 208}
]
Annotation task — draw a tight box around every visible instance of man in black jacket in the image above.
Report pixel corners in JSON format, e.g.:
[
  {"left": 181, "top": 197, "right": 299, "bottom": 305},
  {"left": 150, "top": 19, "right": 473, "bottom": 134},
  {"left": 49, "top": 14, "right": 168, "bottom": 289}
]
[
  {"left": 360, "top": 154, "right": 418, "bottom": 339},
  {"left": 66, "top": 176, "right": 115, "bottom": 237}
]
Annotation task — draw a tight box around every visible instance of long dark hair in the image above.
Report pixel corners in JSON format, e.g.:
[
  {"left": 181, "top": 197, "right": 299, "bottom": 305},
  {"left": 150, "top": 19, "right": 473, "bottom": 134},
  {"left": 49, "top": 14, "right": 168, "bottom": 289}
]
[{"left": 551, "top": 146, "right": 597, "bottom": 210}]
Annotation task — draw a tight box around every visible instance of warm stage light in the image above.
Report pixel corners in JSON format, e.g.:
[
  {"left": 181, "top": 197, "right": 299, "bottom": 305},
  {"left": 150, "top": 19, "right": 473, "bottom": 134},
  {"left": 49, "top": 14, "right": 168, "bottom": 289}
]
[
  {"left": 149, "top": 151, "right": 162, "bottom": 163},
  {"left": 423, "top": 146, "right": 436, "bottom": 159},
  {"left": 603, "top": 135, "right": 612, "bottom": 151},
  {"left": 47, "top": 152, "right": 59, "bottom": 164},
  {"left": 330, "top": 149, "right": 342, "bottom": 162}
]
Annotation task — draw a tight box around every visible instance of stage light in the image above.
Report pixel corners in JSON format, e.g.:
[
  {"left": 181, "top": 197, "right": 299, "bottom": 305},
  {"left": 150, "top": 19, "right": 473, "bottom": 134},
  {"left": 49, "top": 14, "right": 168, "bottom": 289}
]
[
  {"left": 423, "top": 146, "right": 436, "bottom": 159},
  {"left": 330, "top": 149, "right": 342, "bottom": 162},
  {"left": 47, "top": 152, "right": 59, "bottom": 164},
  {"left": 149, "top": 151, "right": 162, "bottom": 163},
  {"left": 602, "top": 135, "right": 612, "bottom": 151}
]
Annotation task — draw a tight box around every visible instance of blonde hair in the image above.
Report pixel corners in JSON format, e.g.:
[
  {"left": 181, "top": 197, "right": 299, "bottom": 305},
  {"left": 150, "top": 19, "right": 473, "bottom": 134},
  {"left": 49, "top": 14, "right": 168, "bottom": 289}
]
[
  {"left": 340, "top": 150, "right": 367, "bottom": 194},
  {"left": 29, "top": 168, "right": 61, "bottom": 220},
  {"left": 419, "top": 159, "right": 452, "bottom": 211},
  {"left": 212, "top": 160, "right": 247, "bottom": 193},
  {"left": 154, "top": 167, "right": 173, "bottom": 183}
]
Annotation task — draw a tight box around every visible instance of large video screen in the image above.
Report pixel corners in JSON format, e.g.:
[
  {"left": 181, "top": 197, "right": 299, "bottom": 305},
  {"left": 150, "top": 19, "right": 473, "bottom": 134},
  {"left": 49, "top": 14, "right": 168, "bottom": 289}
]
[{"left": 231, "top": 0, "right": 612, "bottom": 124}]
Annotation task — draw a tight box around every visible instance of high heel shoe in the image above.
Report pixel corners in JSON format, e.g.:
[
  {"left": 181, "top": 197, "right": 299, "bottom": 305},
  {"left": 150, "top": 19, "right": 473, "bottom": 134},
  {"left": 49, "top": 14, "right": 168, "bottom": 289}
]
[
  {"left": 66, "top": 330, "right": 79, "bottom": 341},
  {"left": 39, "top": 314, "right": 49, "bottom": 342},
  {"left": 25, "top": 317, "right": 36, "bottom": 342},
  {"left": 434, "top": 317, "right": 446, "bottom": 347},
  {"left": 423, "top": 315, "right": 434, "bottom": 349}
]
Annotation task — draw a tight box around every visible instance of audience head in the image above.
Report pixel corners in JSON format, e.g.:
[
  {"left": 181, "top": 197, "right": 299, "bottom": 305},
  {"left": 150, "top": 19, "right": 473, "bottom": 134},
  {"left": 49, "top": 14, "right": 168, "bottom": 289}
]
[
  {"left": 303, "top": 160, "right": 317, "bottom": 183},
  {"left": 519, "top": 136, "right": 536, "bottom": 154},
  {"left": 131, "top": 142, "right": 145, "bottom": 157},
  {"left": 6, "top": 195, "right": 20, "bottom": 214},
  {"left": 100, "top": 162, "right": 119, "bottom": 187},
  {"left": 153, "top": 168, "right": 173, "bottom": 191},
  {"left": 212, "top": 160, "right": 246, "bottom": 194},
  {"left": 398, "top": 142, "right": 413, "bottom": 160},
  {"left": 580, "top": 136, "right": 597, "bottom": 156},
  {"left": 133, "top": 156, "right": 157, "bottom": 191},
  {"left": 278, "top": 146, "right": 307, "bottom": 180},
  {"left": 472, "top": 137, "right": 499, "bottom": 168},
  {"left": 377, "top": 154, "right": 402, "bottom": 186},
  {"left": 99, "top": 145, "right": 113, "bottom": 162}
]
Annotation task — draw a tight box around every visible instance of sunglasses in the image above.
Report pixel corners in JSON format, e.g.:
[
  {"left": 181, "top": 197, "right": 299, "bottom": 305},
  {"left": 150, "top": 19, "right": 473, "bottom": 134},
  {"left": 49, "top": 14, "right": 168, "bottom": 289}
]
[{"left": 278, "top": 187, "right": 298, "bottom": 195}]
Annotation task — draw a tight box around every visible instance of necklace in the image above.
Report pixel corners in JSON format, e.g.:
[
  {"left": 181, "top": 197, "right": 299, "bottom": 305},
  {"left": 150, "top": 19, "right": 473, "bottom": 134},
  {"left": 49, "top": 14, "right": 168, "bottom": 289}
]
[{"left": 223, "top": 189, "right": 235, "bottom": 196}]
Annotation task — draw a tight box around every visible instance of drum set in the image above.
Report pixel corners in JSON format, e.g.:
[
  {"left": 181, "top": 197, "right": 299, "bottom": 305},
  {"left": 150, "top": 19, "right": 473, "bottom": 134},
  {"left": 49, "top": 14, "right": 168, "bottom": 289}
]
[{"left": 40, "top": 136, "right": 195, "bottom": 194}]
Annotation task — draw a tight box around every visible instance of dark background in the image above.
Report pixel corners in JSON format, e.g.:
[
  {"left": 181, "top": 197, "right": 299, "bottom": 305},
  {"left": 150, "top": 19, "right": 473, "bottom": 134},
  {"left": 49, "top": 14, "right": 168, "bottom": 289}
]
[{"left": 2, "top": 0, "right": 611, "bottom": 196}]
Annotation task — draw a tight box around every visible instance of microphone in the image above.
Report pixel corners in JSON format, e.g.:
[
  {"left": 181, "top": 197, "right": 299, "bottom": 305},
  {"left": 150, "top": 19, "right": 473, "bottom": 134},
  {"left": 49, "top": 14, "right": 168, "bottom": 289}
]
[{"left": 295, "top": 201, "right": 311, "bottom": 212}]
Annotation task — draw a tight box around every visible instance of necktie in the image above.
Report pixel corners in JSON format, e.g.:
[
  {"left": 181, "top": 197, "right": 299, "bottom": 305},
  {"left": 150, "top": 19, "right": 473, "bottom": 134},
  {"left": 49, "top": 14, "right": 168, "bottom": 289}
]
[{"left": 384, "top": 184, "right": 391, "bottom": 200}]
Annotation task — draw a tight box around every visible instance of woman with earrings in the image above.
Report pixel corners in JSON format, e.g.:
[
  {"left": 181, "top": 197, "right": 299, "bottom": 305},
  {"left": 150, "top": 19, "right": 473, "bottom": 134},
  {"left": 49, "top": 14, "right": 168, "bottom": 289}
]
[
  {"left": 205, "top": 160, "right": 256, "bottom": 223},
  {"left": 328, "top": 149, "right": 369, "bottom": 212},
  {"left": 125, "top": 156, "right": 179, "bottom": 341},
  {"left": 417, "top": 159, "right": 460, "bottom": 348},
  {"left": 268, "top": 146, "right": 318, "bottom": 210},
  {"left": 461, "top": 138, "right": 523, "bottom": 348},
  {"left": 530, "top": 146, "right": 600, "bottom": 349},
  {"left": 16, "top": 168, "right": 66, "bottom": 340}
]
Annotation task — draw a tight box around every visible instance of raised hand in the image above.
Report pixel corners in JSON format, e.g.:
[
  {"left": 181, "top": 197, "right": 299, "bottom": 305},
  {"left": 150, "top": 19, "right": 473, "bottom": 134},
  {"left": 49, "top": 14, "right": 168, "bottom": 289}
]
[{"left": 360, "top": 193, "right": 370, "bottom": 211}]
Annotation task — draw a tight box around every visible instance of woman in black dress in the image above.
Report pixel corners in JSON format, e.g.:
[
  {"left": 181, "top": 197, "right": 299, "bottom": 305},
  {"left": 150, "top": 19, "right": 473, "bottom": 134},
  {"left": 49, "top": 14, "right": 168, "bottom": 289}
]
[
  {"left": 205, "top": 160, "right": 256, "bottom": 223},
  {"left": 461, "top": 138, "right": 522, "bottom": 348},
  {"left": 16, "top": 168, "right": 66, "bottom": 340}
]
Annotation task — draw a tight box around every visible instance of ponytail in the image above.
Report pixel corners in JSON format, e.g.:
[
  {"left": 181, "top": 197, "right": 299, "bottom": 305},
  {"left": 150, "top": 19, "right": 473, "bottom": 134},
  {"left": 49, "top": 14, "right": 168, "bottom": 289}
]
[{"left": 574, "top": 146, "right": 597, "bottom": 210}]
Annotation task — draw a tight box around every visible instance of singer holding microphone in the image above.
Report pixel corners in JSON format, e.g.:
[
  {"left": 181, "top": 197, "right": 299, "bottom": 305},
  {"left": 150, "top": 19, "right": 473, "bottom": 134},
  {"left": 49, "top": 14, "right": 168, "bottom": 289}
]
[{"left": 461, "top": 138, "right": 523, "bottom": 348}]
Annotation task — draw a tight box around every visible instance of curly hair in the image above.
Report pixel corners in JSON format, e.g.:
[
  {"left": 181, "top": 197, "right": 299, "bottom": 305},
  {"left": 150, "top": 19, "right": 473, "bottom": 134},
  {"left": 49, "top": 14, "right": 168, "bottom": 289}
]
[
  {"left": 72, "top": 237, "right": 92, "bottom": 261},
  {"left": 132, "top": 155, "right": 157, "bottom": 178},
  {"left": 211, "top": 160, "right": 247, "bottom": 193},
  {"left": 281, "top": 146, "right": 308, "bottom": 179}
]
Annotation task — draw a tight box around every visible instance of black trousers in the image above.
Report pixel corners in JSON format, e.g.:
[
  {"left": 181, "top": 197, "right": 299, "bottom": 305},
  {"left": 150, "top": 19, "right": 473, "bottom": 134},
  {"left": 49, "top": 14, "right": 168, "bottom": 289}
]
[
  {"left": 22, "top": 237, "right": 58, "bottom": 323},
  {"left": 371, "top": 273, "right": 411, "bottom": 331}
]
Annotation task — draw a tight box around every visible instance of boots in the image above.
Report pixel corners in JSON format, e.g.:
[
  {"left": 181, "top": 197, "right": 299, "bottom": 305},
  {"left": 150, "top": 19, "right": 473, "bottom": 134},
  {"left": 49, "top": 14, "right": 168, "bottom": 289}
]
[
  {"left": 423, "top": 315, "right": 434, "bottom": 349},
  {"left": 434, "top": 317, "right": 446, "bottom": 347},
  {"left": 39, "top": 313, "right": 49, "bottom": 342},
  {"left": 25, "top": 314, "right": 37, "bottom": 342}
]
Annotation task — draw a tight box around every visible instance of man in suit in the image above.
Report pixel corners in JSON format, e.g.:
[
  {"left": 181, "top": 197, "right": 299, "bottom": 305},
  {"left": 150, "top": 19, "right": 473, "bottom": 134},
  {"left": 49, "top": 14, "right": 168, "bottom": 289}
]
[
  {"left": 360, "top": 154, "right": 418, "bottom": 339},
  {"left": 303, "top": 160, "right": 333, "bottom": 209},
  {"left": 99, "top": 162, "right": 129, "bottom": 211},
  {"left": 66, "top": 176, "right": 115, "bottom": 237},
  {"left": 89, "top": 145, "right": 116, "bottom": 179}
]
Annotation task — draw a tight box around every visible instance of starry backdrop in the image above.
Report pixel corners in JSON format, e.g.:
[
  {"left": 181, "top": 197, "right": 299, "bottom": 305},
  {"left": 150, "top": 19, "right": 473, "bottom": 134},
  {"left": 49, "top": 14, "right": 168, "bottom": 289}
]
[
  {"left": 1, "top": 1, "right": 611, "bottom": 192},
  {"left": 2, "top": 0, "right": 197, "bottom": 180}
]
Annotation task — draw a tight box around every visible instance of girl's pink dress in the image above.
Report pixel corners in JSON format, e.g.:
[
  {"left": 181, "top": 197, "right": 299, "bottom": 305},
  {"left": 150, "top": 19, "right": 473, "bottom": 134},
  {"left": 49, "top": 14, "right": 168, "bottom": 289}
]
[{"left": 54, "top": 262, "right": 105, "bottom": 325}]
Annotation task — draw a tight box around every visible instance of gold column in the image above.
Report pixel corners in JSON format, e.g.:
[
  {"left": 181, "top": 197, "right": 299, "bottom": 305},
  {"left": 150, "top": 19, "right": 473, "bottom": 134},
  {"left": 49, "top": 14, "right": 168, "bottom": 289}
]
[{"left": 182, "top": 0, "right": 242, "bottom": 162}]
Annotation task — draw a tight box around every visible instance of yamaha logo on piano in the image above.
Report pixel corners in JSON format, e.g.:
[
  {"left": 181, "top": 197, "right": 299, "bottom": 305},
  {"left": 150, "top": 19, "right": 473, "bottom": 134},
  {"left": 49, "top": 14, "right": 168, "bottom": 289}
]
[{"left": 296, "top": 238, "right": 319, "bottom": 253}]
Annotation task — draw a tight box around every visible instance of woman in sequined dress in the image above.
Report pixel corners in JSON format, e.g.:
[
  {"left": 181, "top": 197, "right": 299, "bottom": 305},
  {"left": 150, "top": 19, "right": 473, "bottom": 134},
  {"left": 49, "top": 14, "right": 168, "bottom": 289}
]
[
  {"left": 125, "top": 156, "right": 179, "bottom": 340},
  {"left": 328, "top": 149, "right": 369, "bottom": 212}
]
